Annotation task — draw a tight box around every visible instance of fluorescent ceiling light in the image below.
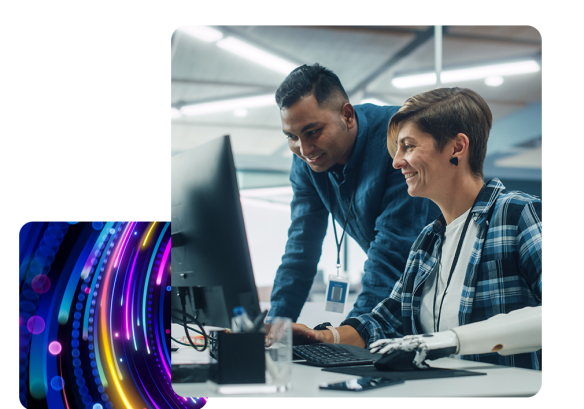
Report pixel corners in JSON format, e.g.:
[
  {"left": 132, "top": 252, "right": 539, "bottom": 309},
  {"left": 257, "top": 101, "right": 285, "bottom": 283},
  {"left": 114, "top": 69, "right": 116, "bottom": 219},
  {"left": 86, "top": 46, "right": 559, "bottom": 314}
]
[
  {"left": 171, "top": 108, "right": 182, "bottom": 119},
  {"left": 216, "top": 37, "right": 297, "bottom": 75},
  {"left": 485, "top": 76, "right": 504, "bottom": 87},
  {"left": 233, "top": 108, "right": 248, "bottom": 117},
  {"left": 179, "top": 26, "right": 223, "bottom": 42},
  {"left": 180, "top": 94, "right": 275, "bottom": 116},
  {"left": 392, "top": 60, "right": 541, "bottom": 89}
]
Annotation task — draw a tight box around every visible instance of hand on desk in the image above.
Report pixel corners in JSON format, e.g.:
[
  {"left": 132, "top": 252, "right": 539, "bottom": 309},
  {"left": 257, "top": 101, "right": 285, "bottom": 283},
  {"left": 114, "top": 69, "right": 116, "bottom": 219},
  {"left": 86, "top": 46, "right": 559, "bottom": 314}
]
[
  {"left": 266, "top": 322, "right": 333, "bottom": 347},
  {"left": 369, "top": 331, "right": 459, "bottom": 368}
]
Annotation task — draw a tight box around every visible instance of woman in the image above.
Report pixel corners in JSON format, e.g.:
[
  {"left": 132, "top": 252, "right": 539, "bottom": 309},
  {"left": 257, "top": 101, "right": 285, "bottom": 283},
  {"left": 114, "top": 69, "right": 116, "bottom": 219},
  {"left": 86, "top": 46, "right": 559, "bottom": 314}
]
[{"left": 291, "top": 87, "right": 542, "bottom": 370}]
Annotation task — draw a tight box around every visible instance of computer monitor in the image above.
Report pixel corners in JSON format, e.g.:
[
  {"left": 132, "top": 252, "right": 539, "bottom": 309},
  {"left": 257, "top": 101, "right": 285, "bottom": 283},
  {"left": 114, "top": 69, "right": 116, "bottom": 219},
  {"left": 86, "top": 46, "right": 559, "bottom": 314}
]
[{"left": 171, "top": 135, "right": 261, "bottom": 329}]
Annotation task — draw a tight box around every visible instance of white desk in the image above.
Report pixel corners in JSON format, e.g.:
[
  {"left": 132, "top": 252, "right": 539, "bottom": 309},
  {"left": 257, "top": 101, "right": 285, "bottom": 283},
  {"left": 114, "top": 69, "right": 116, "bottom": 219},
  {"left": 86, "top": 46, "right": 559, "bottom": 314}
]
[
  {"left": 171, "top": 355, "right": 541, "bottom": 397},
  {"left": 171, "top": 301, "right": 541, "bottom": 397}
]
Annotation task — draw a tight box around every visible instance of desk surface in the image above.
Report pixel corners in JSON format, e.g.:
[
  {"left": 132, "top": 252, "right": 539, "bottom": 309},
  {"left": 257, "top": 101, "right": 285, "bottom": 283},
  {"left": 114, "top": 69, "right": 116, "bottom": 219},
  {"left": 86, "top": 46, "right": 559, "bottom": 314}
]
[
  {"left": 171, "top": 353, "right": 541, "bottom": 397},
  {"left": 171, "top": 302, "right": 541, "bottom": 397}
]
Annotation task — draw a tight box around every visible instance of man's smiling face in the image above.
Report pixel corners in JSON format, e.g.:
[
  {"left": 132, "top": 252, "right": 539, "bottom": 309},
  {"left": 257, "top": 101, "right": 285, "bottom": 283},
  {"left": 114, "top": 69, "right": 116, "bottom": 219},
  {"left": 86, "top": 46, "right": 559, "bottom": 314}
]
[{"left": 281, "top": 94, "right": 355, "bottom": 173}]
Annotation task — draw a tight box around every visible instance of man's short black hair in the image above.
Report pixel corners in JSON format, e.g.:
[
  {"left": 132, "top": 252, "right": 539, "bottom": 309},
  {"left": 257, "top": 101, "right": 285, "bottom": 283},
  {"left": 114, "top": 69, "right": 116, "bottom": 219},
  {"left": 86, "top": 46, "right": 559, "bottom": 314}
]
[{"left": 275, "top": 63, "right": 349, "bottom": 110}]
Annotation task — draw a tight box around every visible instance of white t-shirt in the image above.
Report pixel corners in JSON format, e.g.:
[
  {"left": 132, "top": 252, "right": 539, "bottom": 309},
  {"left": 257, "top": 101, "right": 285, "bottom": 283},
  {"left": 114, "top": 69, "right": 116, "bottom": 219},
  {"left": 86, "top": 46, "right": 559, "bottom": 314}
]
[{"left": 419, "top": 208, "right": 479, "bottom": 334}]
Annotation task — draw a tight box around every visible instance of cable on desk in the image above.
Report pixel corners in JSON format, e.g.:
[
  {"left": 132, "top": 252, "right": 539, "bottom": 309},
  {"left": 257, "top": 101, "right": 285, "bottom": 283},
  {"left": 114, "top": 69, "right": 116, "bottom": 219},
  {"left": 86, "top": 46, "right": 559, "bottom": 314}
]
[
  {"left": 176, "top": 288, "right": 208, "bottom": 352},
  {"left": 171, "top": 308, "right": 215, "bottom": 341}
]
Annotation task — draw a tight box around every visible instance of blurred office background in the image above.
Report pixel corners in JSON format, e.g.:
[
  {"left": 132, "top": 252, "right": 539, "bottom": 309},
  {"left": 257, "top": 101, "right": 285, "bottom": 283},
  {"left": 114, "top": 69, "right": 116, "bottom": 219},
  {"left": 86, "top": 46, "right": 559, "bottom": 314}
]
[{"left": 171, "top": 26, "right": 542, "bottom": 303}]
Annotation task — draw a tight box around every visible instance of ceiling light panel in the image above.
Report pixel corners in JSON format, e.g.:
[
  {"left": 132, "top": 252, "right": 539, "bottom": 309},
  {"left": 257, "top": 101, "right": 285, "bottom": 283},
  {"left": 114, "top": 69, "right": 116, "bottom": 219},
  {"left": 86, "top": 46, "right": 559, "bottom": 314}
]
[
  {"left": 392, "top": 60, "right": 541, "bottom": 89},
  {"left": 180, "top": 94, "right": 276, "bottom": 116},
  {"left": 179, "top": 26, "right": 223, "bottom": 42},
  {"left": 215, "top": 37, "right": 297, "bottom": 75}
]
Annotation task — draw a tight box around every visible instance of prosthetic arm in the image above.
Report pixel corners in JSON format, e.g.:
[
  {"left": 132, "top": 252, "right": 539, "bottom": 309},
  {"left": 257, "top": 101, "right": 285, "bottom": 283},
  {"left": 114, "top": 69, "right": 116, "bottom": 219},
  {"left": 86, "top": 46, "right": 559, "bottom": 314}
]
[{"left": 369, "top": 306, "right": 542, "bottom": 368}]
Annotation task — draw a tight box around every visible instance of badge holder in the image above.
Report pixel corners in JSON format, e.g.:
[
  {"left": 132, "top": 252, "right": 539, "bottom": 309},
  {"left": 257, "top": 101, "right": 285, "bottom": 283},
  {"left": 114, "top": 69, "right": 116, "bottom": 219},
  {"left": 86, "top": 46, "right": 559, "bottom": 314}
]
[{"left": 325, "top": 274, "right": 350, "bottom": 313}]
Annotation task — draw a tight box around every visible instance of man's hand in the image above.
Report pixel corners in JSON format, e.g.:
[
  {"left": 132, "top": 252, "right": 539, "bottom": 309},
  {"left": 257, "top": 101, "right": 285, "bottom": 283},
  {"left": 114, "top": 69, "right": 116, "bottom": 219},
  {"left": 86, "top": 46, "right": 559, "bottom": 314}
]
[
  {"left": 291, "top": 323, "right": 331, "bottom": 345},
  {"left": 266, "top": 322, "right": 334, "bottom": 346}
]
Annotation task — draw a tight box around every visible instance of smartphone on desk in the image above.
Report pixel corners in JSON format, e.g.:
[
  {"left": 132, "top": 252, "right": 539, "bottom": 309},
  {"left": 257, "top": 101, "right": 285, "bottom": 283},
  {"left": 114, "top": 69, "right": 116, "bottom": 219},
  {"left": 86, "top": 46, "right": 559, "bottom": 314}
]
[{"left": 319, "top": 377, "right": 403, "bottom": 392}]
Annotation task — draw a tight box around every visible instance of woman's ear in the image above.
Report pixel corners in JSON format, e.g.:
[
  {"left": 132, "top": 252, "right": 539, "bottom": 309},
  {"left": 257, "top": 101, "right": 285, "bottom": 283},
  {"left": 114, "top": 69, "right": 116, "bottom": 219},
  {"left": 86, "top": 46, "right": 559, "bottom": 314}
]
[{"left": 451, "top": 133, "right": 470, "bottom": 160}]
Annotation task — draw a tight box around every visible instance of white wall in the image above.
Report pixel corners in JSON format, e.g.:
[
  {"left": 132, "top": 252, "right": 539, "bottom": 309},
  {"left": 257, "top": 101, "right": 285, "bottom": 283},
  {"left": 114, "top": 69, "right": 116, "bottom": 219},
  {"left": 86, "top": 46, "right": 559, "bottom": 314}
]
[{"left": 240, "top": 188, "right": 367, "bottom": 291}]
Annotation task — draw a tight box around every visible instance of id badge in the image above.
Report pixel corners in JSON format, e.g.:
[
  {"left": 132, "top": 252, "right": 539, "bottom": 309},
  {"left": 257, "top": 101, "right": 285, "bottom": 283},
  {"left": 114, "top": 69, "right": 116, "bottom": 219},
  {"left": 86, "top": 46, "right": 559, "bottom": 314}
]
[{"left": 325, "top": 275, "right": 350, "bottom": 313}]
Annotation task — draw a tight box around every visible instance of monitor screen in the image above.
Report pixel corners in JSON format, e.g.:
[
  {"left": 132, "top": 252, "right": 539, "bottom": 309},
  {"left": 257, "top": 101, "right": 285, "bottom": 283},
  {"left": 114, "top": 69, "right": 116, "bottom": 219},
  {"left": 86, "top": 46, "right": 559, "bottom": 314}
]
[{"left": 171, "top": 135, "right": 261, "bottom": 329}]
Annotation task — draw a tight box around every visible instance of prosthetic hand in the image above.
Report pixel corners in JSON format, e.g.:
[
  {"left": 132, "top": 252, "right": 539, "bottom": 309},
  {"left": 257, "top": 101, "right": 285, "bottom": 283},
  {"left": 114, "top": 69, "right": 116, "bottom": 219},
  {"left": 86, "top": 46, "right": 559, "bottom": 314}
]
[
  {"left": 369, "top": 306, "right": 542, "bottom": 369},
  {"left": 370, "top": 331, "right": 459, "bottom": 368}
]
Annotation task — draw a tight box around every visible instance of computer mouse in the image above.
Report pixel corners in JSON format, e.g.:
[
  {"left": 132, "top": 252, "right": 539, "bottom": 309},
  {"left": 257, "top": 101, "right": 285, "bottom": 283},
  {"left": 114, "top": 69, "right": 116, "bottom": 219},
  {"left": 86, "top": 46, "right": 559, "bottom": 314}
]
[{"left": 373, "top": 349, "right": 419, "bottom": 371}]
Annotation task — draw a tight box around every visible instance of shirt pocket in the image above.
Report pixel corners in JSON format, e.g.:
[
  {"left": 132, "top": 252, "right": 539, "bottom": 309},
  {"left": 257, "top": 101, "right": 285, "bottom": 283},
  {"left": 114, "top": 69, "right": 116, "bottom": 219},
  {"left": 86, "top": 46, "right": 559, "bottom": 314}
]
[{"left": 475, "top": 257, "right": 537, "bottom": 317}]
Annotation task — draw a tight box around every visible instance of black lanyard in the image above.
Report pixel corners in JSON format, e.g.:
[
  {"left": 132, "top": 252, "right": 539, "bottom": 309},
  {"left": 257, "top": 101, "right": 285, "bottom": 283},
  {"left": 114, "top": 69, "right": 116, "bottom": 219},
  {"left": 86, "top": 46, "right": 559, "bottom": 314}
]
[
  {"left": 433, "top": 185, "right": 485, "bottom": 332},
  {"left": 326, "top": 171, "right": 359, "bottom": 277}
]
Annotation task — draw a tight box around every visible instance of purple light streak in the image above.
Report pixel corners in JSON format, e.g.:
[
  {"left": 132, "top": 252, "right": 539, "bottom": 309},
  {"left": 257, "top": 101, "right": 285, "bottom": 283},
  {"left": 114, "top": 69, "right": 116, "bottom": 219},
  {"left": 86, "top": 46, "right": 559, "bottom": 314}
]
[
  {"left": 126, "top": 248, "right": 140, "bottom": 341},
  {"left": 114, "top": 222, "right": 136, "bottom": 268},
  {"left": 155, "top": 239, "right": 171, "bottom": 285}
]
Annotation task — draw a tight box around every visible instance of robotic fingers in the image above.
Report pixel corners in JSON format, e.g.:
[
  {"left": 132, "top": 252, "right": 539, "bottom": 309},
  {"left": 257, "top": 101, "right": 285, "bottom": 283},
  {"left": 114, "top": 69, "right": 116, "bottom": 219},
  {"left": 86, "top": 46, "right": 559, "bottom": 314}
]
[{"left": 370, "top": 331, "right": 459, "bottom": 369}]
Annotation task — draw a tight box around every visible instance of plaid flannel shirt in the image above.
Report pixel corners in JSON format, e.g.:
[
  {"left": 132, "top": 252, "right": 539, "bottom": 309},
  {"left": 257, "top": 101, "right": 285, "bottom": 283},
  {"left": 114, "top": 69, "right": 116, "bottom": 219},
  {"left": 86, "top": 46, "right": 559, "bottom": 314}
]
[{"left": 342, "top": 179, "right": 542, "bottom": 370}]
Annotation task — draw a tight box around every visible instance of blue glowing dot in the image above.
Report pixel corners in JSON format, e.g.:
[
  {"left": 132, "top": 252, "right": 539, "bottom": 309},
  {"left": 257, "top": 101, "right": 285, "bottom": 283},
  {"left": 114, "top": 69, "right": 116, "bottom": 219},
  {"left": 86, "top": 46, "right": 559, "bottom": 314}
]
[
  {"left": 134, "top": 232, "right": 137, "bottom": 235},
  {"left": 94, "top": 376, "right": 102, "bottom": 385},
  {"left": 109, "top": 228, "right": 115, "bottom": 235},
  {"left": 78, "top": 293, "right": 85, "bottom": 301},
  {"left": 92, "top": 369, "right": 99, "bottom": 376},
  {"left": 71, "top": 340, "right": 80, "bottom": 348},
  {"left": 105, "top": 402, "right": 114, "bottom": 409},
  {"left": 67, "top": 222, "right": 79, "bottom": 225},
  {"left": 72, "top": 349, "right": 80, "bottom": 357},
  {"left": 93, "top": 404, "right": 104, "bottom": 409},
  {"left": 79, "top": 385, "right": 89, "bottom": 396},
  {"left": 72, "top": 330, "right": 79, "bottom": 338},
  {"left": 92, "top": 222, "right": 104, "bottom": 230},
  {"left": 75, "top": 303, "right": 83, "bottom": 311},
  {"left": 81, "top": 394, "right": 92, "bottom": 404},
  {"left": 89, "top": 353, "right": 95, "bottom": 359},
  {"left": 101, "top": 394, "right": 109, "bottom": 402},
  {"left": 72, "top": 321, "right": 80, "bottom": 329},
  {"left": 119, "top": 358, "right": 123, "bottom": 362},
  {"left": 97, "top": 385, "right": 105, "bottom": 393},
  {"left": 166, "top": 286, "right": 171, "bottom": 292},
  {"left": 76, "top": 377, "right": 86, "bottom": 387},
  {"left": 50, "top": 376, "right": 65, "bottom": 390},
  {"left": 74, "top": 312, "right": 81, "bottom": 320},
  {"left": 74, "top": 368, "right": 83, "bottom": 377},
  {"left": 72, "top": 358, "right": 81, "bottom": 367},
  {"left": 90, "top": 361, "right": 97, "bottom": 368}
]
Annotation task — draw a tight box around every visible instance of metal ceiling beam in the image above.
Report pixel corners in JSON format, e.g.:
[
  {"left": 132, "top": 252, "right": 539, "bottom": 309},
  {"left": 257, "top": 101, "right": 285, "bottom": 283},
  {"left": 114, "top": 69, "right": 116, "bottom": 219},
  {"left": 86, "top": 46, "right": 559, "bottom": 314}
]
[
  {"left": 306, "top": 26, "right": 424, "bottom": 36},
  {"left": 443, "top": 30, "right": 541, "bottom": 46},
  {"left": 309, "top": 26, "right": 541, "bottom": 46},
  {"left": 348, "top": 26, "right": 435, "bottom": 97}
]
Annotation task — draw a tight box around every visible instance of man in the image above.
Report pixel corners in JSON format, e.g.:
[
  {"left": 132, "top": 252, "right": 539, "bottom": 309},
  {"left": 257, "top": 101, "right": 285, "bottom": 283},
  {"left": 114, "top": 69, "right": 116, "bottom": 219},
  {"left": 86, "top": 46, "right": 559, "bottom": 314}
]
[{"left": 268, "top": 63, "right": 439, "bottom": 321}]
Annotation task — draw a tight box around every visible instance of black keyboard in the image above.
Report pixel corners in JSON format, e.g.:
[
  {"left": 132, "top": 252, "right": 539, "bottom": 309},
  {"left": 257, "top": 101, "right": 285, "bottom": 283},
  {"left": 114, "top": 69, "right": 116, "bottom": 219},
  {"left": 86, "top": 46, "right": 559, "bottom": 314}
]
[{"left": 293, "top": 343, "right": 374, "bottom": 367}]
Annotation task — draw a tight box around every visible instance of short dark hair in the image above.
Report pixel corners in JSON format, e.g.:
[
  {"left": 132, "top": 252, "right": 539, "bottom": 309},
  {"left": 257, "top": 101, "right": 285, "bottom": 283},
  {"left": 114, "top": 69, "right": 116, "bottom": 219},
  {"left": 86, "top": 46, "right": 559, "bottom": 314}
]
[
  {"left": 275, "top": 63, "right": 349, "bottom": 110},
  {"left": 387, "top": 87, "right": 492, "bottom": 178}
]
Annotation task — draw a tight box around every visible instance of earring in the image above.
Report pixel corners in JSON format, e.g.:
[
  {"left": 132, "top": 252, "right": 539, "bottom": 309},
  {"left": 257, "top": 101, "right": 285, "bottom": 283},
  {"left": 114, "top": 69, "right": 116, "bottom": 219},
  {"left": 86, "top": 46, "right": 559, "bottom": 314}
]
[{"left": 450, "top": 157, "right": 458, "bottom": 166}]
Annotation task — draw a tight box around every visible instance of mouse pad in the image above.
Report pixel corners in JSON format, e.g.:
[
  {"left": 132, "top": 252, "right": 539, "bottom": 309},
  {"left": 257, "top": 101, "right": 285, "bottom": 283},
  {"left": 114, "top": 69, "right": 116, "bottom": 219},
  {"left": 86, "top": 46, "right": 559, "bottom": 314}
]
[{"left": 323, "top": 365, "right": 486, "bottom": 381}]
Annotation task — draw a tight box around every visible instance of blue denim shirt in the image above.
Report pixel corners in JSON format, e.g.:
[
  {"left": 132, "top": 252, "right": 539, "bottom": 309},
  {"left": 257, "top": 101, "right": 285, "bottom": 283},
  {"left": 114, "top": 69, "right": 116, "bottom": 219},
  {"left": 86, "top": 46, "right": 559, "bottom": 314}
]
[{"left": 269, "top": 104, "right": 440, "bottom": 321}]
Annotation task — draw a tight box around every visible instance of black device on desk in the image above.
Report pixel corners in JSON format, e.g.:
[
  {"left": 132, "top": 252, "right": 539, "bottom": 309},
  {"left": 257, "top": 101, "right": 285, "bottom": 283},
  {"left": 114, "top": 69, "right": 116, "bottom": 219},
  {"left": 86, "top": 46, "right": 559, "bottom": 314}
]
[
  {"left": 293, "top": 343, "right": 382, "bottom": 367},
  {"left": 319, "top": 377, "right": 404, "bottom": 392}
]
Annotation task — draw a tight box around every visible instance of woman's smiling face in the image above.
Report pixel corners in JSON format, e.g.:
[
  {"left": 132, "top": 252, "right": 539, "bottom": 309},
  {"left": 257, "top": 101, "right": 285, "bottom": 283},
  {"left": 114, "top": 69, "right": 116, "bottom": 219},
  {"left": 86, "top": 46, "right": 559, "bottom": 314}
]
[{"left": 392, "top": 121, "right": 453, "bottom": 201}]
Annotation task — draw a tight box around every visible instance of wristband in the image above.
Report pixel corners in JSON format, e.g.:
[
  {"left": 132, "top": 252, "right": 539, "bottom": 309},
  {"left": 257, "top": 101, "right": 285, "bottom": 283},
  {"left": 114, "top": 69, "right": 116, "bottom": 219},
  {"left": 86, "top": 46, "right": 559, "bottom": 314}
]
[{"left": 326, "top": 326, "right": 340, "bottom": 344}]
